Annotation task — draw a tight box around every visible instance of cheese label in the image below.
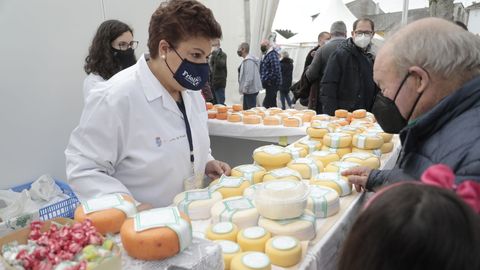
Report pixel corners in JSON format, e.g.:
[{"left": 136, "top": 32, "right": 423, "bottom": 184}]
[
  {"left": 286, "top": 147, "right": 302, "bottom": 159},
  {"left": 329, "top": 133, "right": 345, "bottom": 148},
  {"left": 219, "top": 175, "right": 245, "bottom": 187},
  {"left": 237, "top": 165, "right": 262, "bottom": 183},
  {"left": 265, "top": 181, "right": 297, "bottom": 191},
  {"left": 272, "top": 236, "right": 297, "bottom": 250},
  {"left": 270, "top": 168, "right": 301, "bottom": 178},
  {"left": 309, "top": 151, "right": 331, "bottom": 157},
  {"left": 217, "top": 240, "right": 240, "bottom": 254},
  {"left": 356, "top": 134, "right": 367, "bottom": 148},
  {"left": 243, "top": 226, "right": 267, "bottom": 239},
  {"left": 185, "top": 189, "right": 212, "bottom": 201},
  {"left": 277, "top": 212, "right": 316, "bottom": 230},
  {"left": 82, "top": 194, "right": 136, "bottom": 217},
  {"left": 242, "top": 253, "right": 270, "bottom": 269},
  {"left": 220, "top": 198, "right": 255, "bottom": 222},
  {"left": 256, "top": 145, "right": 284, "bottom": 155},
  {"left": 212, "top": 222, "right": 234, "bottom": 234},
  {"left": 299, "top": 139, "right": 318, "bottom": 153},
  {"left": 293, "top": 158, "right": 319, "bottom": 177},
  {"left": 313, "top": 172, "right": 342, "bottom": 182}
]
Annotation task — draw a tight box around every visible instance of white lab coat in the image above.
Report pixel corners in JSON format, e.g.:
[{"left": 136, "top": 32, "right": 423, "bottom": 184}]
[
  {"left": 82, "top": 73, "right": 105, "bottom": 102},
  {"left": 66, "top": 54, "right": 214, "bottom": 207}
]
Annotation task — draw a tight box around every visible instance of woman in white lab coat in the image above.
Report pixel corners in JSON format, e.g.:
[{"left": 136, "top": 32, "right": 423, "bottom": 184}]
[
  {"left": 83, "top": 19, "right": 138, "bottom": 101},
  {"left": 66, "top": 0, "right": 230, "bottom": 208}
]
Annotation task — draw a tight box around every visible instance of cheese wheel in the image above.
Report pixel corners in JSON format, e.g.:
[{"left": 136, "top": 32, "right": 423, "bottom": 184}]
[
  {"left": 381, "top": 141, "right": 394, "bottom": 153},
  {"left": 230, "top": 252, "right": 272, "bottom": 270},
  {"left": 242, "top": 110, "right": 258, "bottom": 116},
  {"left": 365, "top": 129, "right": 394, "bottom": 143},
  {"left": 321, "top": 145, "right": 352, "bottom": 158},
  {"left": 335, "top": 109, "right": 348, "bottom": 118},
  {"left": 217, "top": 112, "right": 228, "bottom": 120},
  {"left": 253, "top": 145, "right": 292, "bottom": 167},
  {"left": 263, "top": 115, "right": 281, "bottom": 126},
  {"left": 331, "top": 118, "right": 349, "bottom": 126},
  {"left": 352, "top": 147, "right": 383, "bottom": 157},
  {"left": 287, "top": 158, "right": 324, "bottom": 179},
  {"left": 254, "top": 180, "right": 308, "bottom": 220},
  {"left": 307, "top": 120, "right": 335, "bottom": 138},
  {"left": 352, "top": 109, "right": 367, "bottom": 118},
  {"left": 211, "top": 196, "right": 259, "bottom": 229},
  {"left": 306, "top": 150, "right": 340, "bottom": 167},
  {"left": 75, "top": 194, "right": 136, "bottom": 235},
  {"left": 262, "top": 167, "right": 302, "bottom": 182},
  {"left": 243, "top": 115, "right": 262, "bottom": 125},
  {"left": 267, "top": 107, "right": 283, "bottom": 115},
  {"left": 352, "top": 133, "right": 384, "bottom": 150},
  {"left": 341, "top": 152, "right": 381, "bottom": 169},
  {"left": 261, "top": 164, "right": 288, "bottom": 172},
  {"left": 233, "top": 104, "right": 243, "bottom": 112},
  {"left": 335, "top": 125, "right": 364, "bottom": 136},
  {"left": 294, "top": 138, "right": 322, "bottom": 154},
  {"left": 208, "top": 110, "right": 217, "bottom": 119},
  {"left": 257, "top": 111, "right": 266, "bottom": 118},
  {"left": 231, "top": 164, "right": 267, "bottom": 184},
  {"left": 206, "top": 102, "right": 214, "bottom": 110},
  {"left": 325, "top": 161, "right": 360, "bottom": 173},
  {"left": 258, "top": 210, "right": 316, "bottom": 241},
  {"left": 302, "top": 109, "right": 317, "bottom": 122},
  {"left": 323, "top": 132, "right": 352, "bottom": 148},
  {"left": 209, "top": 175, "right": 251, "bottom": 198},
  {"left": 173, "top": 189, "right": 223, "bottom": 220},
  {"left": 284, "top": 108, "right": 298, "bottom": 115},
  {"left": 253, "top": 107, "right": 267, "bottom": 113},
  {"left": 276, "top": 112, "right": 290, "bottom": 121},
  {"left": 120, "top": 207, "right": 191, "bottom": 260},
  {"left": 243, "top": 183, "right": 263, "bottom": 200},
  {"left": 206, "top": 222, "right": 240, "bottom": 242},
  {"left": 216, "top": 240, "right": 242, "bottom": 270},
  {"left": 228, "top": 113, "right": 243, "bottom": 123},
  {"left": 216, "top": 105, "right": 228, "bottom": 113},
  {"left": 311, "top": 114, "right": 332, "bottom": 122},
  {"left": 265, "top": 236, "right": 302, "bottom": 267},
  {"left": 292, "top": 113, "right": 307, "bottom": 123},
  {"left": 306, "top": 185, "right": 340, "bottom": 217},
  {"left": 310, "top": 172, "right": 352, "bottom": 197},
  {"left": 237, "top": 226, "right": 271, "bottom": 252},
  {"left": 282, "top": 116, "right": 303, "bottom": 127},
  {"left": 350, "top": 119, "right": 375, "bottom": 129},
  {"left": 285, "top": 146, "right": 308, "bottom": 159}
]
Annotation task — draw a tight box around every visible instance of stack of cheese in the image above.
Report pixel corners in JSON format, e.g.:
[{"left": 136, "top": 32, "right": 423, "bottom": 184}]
[{"left": 253, "top": 145, "right": 293, "bottom": 171}]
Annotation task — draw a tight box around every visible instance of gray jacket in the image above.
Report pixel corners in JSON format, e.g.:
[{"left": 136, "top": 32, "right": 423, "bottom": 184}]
[
  {"left": 305, "top": 37, "right": 345, "bottom": 83},
  {"left": 239, "top": 55, "right": 262, "bottom": 94}
]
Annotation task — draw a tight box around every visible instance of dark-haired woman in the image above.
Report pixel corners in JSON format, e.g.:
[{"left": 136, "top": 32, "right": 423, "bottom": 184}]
[
  {"left": 66, "top": 0, "right": 231, "bottom": 209},
  {"left": 83, "top": 19, "right": 138, "bottom": 100}
]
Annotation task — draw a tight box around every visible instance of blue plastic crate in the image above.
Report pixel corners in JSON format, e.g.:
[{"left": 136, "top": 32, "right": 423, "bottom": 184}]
[{"left": 11, "top": 179, "right": 80, "bottom": 220}]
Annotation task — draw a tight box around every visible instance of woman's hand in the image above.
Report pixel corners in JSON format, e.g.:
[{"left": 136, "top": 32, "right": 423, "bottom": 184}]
[
  {"left": 205, "top": 160, "right": 231, "bottom": 179},
  {"left": 342, "top": 166, "right": 372, "bottom": 192}
]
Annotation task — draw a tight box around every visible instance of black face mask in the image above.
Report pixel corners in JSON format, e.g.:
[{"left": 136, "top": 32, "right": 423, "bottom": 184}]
[
  {"left": 260, "top": 45, "right": 267, "bottom": 53},
  {"left": 112, "top": 48, "right": 137, "bottom": 69},
  {"left": 371, "top": 73, "right": 424, "bottom": 134}
]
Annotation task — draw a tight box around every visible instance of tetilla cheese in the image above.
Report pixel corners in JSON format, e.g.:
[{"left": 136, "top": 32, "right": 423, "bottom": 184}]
[
  {"left": 341, "top": 152, "right": 381, "bottom": 169},
  {"left": 173, "top": 189, "right": 223, "bottom": 220},
  {"left": 237, "top": 226, "right": 271, "bottom": 252},
  {"left": 231, "top": 164, "right": 267, "bottom": 184},
  {"left": 206, "top": 221, "right": 240, "bottom": 242},
  {"left": 259, "top": 210, "right": 317, "bottom": 241},
  {"left": 265, "top": 236, "right": 302, "bottom": 267},
  {"left": 211, "top": 196, "right": 259, "bottom": 229},
  {"left": 306, "top": 185, "right": 340, "bottom": 217},
  {"left": 209, "top": 175, "right": 251, "bottom": 198},
  {"left": 230, "top": 252, "right": 272, "bottom": 270},
  {"left": 287, "top": 158, "right": 324, "bottom": 179},
  {"left": 310, "top": 172, "right": 352, "bottom": 197},
  {"left": 216, "top": 240, "right": 242, "bottom": 270}
]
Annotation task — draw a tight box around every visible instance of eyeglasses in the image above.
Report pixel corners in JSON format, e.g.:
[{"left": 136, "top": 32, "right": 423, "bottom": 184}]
[
  {"left": 117, "top": 41, "right": 139, "bottom": 50},
  {"left": 354, "top": 31, "right": 373, "bottom": 36}
]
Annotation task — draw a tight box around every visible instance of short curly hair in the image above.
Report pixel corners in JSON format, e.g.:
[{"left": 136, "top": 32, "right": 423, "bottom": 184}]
[
  {"left": 84, "top": 20, "right": 133, "bottom": 80},
  {"left": 148, "top": 0, "right": 222, "bottom": 59}
]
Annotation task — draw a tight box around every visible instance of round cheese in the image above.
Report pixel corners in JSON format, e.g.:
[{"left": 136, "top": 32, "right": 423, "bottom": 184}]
[
  {"left": 381, "top": 141, "right": 394, "bottom": 153},
  {"left": 352, "top": 133, "right": 384, "bottom": 150},
  {"left": 352, "top": 109, "right": 366, "bottom": 118},
  {"left": 323, "top": 133, "right": 352, "bottom": 148},
  {"left": 342, "top": 152, "right": 381, "bottom": 169},
  {"left": 365, "top": 129, "right": 393, "bottom": 143},
  {"left": 173, "top": 189, "right": 223, "bottom": 220},
  {"left": 237, "top": 226, "right": 271, "bottom": 252},
  {"left": 302, "top": 109, "right": 316, "bottom": 122},
  {"left": 335, "top": 109, "right": 348, "bottom": 118},
  {"left": 228, "top": 113, "right": 243, "bottom": 123},
  {"left": 206, "top": 221, "right": 240, "bottom": 242},
  {"left": 254, "top": 180, "right": 308, "bottom": 220},
  {"left": 216, "top": 240, "right": 242, "bottom": 270},
  {"left": 75, "top": 194, "right": 136, "bottom": 235},
  {"left": 307, "top": 121, "right": 335, "bottom": 138},
  {"left": 217, "top": 112, "right": 228, "bottom": 120},
  {"left": 325, "top": 161, "right": 361, "bottom": 174},
  {"left": 208, "top": 110, "right": 217, "bottom": 119},
  {"left": 216, "top": 105, "right": 228, "bottom": 113},
  {"left": 311, "top": 114, "right": 332, "bottom": 122},
  {"left": 352, "top": 147, "right": 383, "bottom": 157},
  {"left": 263, "top": 115, "right": 281, "bottom": 126},
  {"left": 285, "top": 108, "right": 298, "bottom": 115},
  {"left": 310, "top": 172, "right": 352, "bottom": 197},
  {"left": 243, "top": 110, "right": 258, "bottom": 117},
  {"left": 243, "top": 115, "right": 262, "bottom": 125},
  {"left": 253, "top": 145, "right": 292, "bottom": 167},
  {"left": 350, "top": 119, "right": 375, "bottom": 129},
  {"left": 258, "top": 210, "right": 316, "bottom": 241},
  {"left": 282, "top": 116, "right": 303, "bottom": 127},
  {"left": 230, "top": 252, "right": 272, "bottom": 270},
  {"left": 276, "top": 112, "right": 290, "bottom": 121},
  {"left": 335, "top": 126, "right": 365, "bottom": 136},
  {"left": 231, "top": 164, "right": 267, "bottom": 184},
  {"left": 120, "top": 207, "right": 191, "bottom": 260},
  {"left": 262, "top": 167, "right": 302, "bottom": 182},
  {"left": 306, "top": 185, "right": 340, "bottom": 217},
  {"left": 209, "top": 176, "right": 251, "bottom": 199},
  {"left": 285, "top": 146, "right": 308, "bottom": 159},
  {"left": 233, "top": 104, "right": 243, "bottom": 112},
  {"left": 243, "top": 183, "right": 263, "bottom": 200},
  {"left": 287, "top": 158, "right": 324, "bottom": 179},
  {"left": 261, "top": 164, "right": 287, "bottom": 172},
  {"left": 331, "top": 118, "right": 349, "bottom": 126},
  {"left": 206, "top": 102, "right": 214, "bottom": 110},
  {"left": 321, "top": 145, "right": 352, "bottom": 158},
  {"left": 211, "top": 196, "right": 259, "bottom": 229},
  {"left": 267, "top": 107, "right": 283, "bottom": 115},
  {"left": 265, "top": 236, "right": 302, "bottom": 267},
  {"left": 294, "top": 138, "right": 322, "bottom": 154},
  {"left": 306, "top": 150, "right": 340, "bottom": 167}
]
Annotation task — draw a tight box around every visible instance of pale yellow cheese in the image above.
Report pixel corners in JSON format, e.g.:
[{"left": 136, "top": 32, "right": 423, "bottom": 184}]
[
  {"left": 216, "top": 240, "right": 242, "bottom": 270},
  {"left": 243, "top": 183, "right": 263, "bottom": 200},
  {"left": 258, "top": 210, "right": 316, "bottom": 241},
  {"left": 228, "top": 113, "right": 243, "bottom": 123},
  {"left": 209, "top": 175, "right": 251, "bottom": 198},
  {"left": 381, "top": 141, "right": 394, "bottom": 153},
  {"left": 335, "top": 125, "right": 365, "bottom": 136},
  {"left": 307, "top": 120, "right": 335, "bottom": 138},
  {"left": 253, "top": 145, "right": 292, "bottom": 167},
  {"left": 262, "top": 167, "right": 302, "bottom": 182},
  {"left": 265, "top": 236, "right": 302, "bottom": 267},
  {"left": 173, "top": 189, "right": 223, "bottom": 220},
  {"left": 230, "top": 252, "right": 272, "bottom": 270},
  {"left": 287, "top": 158, "right": 324, "bottom": 179},
  {"left": 341, "top": 152, "right": 381, "bottom": 169},
  {"left": 210, "top": 196, "right": 259, "bottom": 229},
  {"left": 294, "top": 138, "right": 322, "bottom": 154},
  {"left": 311, "top": 114, "right": 332, "bottom": 122},
  {"left": 325, "top": 161, "right": 361, "bottom": 173},
  {"left": 282, "top": 116, "right": 303, "bottom": 127},
  {"left": 306, "top": 185, "right": 340, "bottom": 217},
  {"left": 323, "top": 132, "right": 352, "bottom": 148},
  {"left": 352, "top": 133, "right": 384, "bottom": 150},
  {"left": 310, "top": 172, "right": 352, "bottom": 196},
  {"left": 365, "top": 128, "right": 393, "bottom": 143},
  {"left": 237, "top": 226, "right": 271, "bottom": 252},
  {"left": 285, "top": 146, "right": 308, "bottom": 159},
  {"left": 306, "top": 150, "right": 340, "bottom": 167},
  {"left": 321, "top": 145, "right": 352, "bottom": 158},
  {"left": 231, "top": 164, "right": 267, "bottom": 184},
  {"left": 261, "top": 164, "right": 287, "bottom": 172},
  {"left": 206, "top": 222, "right": 240, "bottom": 242},
  {"left": 352, "top": 147, "right": 383, "bottom": 157}
]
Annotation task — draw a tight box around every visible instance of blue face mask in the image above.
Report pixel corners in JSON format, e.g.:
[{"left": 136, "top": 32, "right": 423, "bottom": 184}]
[{"left": 164, "top": 44, "right": 209, "bottom": 90}]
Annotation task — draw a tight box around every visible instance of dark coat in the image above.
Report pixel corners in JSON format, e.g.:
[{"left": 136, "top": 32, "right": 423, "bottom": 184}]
[
  {"left": 320, "top": 38, "right": 378, "bottom": 115},
  {"left": 209, "top": 48, "right": 227, "bottom": 89},
  {"left": 280, "top": 57, "right": 293, "bottom": 93},
  {"left": 367, "top": 75, "right": 480, "bottom": 190}
]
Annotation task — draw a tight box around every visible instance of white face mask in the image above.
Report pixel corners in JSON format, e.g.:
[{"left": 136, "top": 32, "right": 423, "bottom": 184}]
[{"left": 353, "top": 34, "right": 371, "bottom": 49}]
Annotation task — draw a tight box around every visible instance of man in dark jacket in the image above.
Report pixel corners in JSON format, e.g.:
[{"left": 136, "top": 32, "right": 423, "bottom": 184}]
[
  {"left": 260, "top": 40, "right": 282, "bottom": 108},
  {"left": 343, "top": 18, "right": 480, "bottom": 191},
  {"left": 303, "top": 31, "right": 331, "bottom": 70},
  {"left": 209, "top": 39, "right": 227, "bottom": 104},
  {"left": 279, "top": 50, "right": 294, "bottom": 109},
  {"left": 320, "top": 18, "right": 378, "bottom": 115}
]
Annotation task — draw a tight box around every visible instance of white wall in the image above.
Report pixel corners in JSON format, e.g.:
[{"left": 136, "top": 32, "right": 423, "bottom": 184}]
[{"left": 468, "top": 8, "right": 480, "bottom": 34}]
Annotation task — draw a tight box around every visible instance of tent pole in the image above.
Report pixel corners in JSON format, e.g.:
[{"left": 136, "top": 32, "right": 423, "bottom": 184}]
[{"left": 402, "top": 0, "right": 409, "bottom": 25}]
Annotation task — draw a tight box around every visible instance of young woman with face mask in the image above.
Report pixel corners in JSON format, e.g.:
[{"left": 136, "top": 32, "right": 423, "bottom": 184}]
[
  {"left": 66, "top": 0, "right": 231, "bottom": 210},
  {"left": 83, "top": 19, "right": 138, "bottom": 101}
]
